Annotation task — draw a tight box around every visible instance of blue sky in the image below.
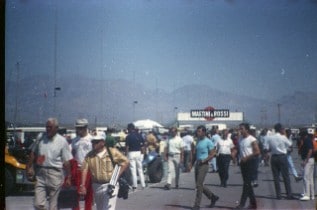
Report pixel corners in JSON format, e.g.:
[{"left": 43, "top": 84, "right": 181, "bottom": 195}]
[{"left": 5, "top": 0, "right": 317, "bottom": 102}]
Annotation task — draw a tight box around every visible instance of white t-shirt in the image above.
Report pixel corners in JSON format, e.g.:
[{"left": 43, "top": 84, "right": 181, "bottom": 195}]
[
  {"left": 72, "top": 134, "right": 93, "bottom": 166},
  {"left": 239, "top": 135, "right": 257, "bottom": 158},
  {"left": 182, "top": 134, "right": 194, "bottom": 151},
  {"left": 217, "top": 138, "right": 234, "bottom": 155},
  {"left": 167, "top": 136, "right": 184, "bottom": 154}
]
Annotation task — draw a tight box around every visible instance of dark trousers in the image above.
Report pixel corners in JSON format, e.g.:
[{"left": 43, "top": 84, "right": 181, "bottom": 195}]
[
  {"left": 194, "top": 162, "right": 215, "bottom": 207},
  {"left": 217, "top": 154, "right": 231, "bottom": 186},
  {"left": 239, "top": 160, "right": 256, "bottom": 207},
  {"left": 270, "top": 154, "right": 292, "bottom": 197},
  {"left": 183, "top": 150, "right": 191, "bottom": 172},
  {"left": 250, "top": 156, "right": 259, "bottom": 182}
]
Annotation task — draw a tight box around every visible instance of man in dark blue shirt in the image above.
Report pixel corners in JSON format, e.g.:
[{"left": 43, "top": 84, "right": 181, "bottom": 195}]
[
  {"left": 299, "top": 130, "right": 315, "bottom": 201},
  {"left": 125, "top": 123, "right": 146, "bottom": 190}
]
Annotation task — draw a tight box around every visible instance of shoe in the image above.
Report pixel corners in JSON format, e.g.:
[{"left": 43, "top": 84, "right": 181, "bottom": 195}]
[
  {"left": 234, "top": 205, "right": 244, "bottom": 210},
  {"left": 295, "top": 176, "right": 303, "bottom": 182},
  {"left": 286, "top": 195, "right": 296, "bottom": 200},
  {"left": 175, "top": 184, "right": 179, "bottom": 189},
  {"left": 300, "top": 195, "right": 310, "bottom": 201},
  {"left": 132, "top": 187, "right": 137, "bottom": 191},
  {"left": 276, "top": 195, "right": 282, "bottom": 200},
  {"left": 191, "top": 206, "right": 200, "bottom": 210},
  {"left": 164, "top": 184, "right": 171, "bottom": 190},
  {"left": 246, "top": 204, "right": 257, "bottom": 209},
  {"left": 209, "top": 194, "right": 219, "bottom": 207},
  {"left": 223, "top": 182, "right": 227, "bottom": 188},
  {"left": 251, "top": 181, "right": 258, "bottom": 188}
]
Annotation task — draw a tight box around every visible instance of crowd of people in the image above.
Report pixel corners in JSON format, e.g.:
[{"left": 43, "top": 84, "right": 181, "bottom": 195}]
[{"left": 25, "top": 117, "right": 316, "bottom": 210}]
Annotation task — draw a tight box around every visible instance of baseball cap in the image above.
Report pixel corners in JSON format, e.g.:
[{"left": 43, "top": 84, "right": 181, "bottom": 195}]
[{"left": 75, "top": 118, "right": 89, "bottom": 127}]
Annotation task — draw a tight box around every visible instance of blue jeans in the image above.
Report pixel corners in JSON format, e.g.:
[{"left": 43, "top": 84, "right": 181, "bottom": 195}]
[
  {"left": 210, "top": 156, "right": 217, "bottom": 171},
  {"left": 287, "top": 154, "right": 298, "bottom": 177}
]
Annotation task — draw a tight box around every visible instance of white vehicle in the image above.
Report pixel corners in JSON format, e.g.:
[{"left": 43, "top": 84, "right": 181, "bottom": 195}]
[
  {"left": 94, "top": 127, "right": 108, "bottom": 133},
  {"left": 6, "top": 127, "right": 46, "bottom": 147}
]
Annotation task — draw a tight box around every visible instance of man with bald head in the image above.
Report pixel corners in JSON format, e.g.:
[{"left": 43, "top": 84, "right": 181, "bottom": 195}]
[{"left": 26, "top": 117, "right": 73, "bottom": 210}]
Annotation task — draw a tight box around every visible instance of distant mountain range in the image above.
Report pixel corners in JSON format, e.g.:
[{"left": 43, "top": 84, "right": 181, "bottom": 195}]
[{"left": 5, "top": 74, "right": 317, "bottom": 129}]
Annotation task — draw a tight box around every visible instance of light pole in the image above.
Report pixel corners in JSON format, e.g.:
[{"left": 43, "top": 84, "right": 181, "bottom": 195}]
[
  {"left": 53, "top": 87, "right": 61, "bottom": 116},
  {"left": 14, "top": 62, "right": 20, "bottom": 126},
  {"left": 277, "top": 103, "right": 281, "bottom": 123},
  {"left": 133, "top": 101, "right": 138, "bottom": 121},
  {"left": 174, "top": 107, "right": 178, "bottom": 127}
]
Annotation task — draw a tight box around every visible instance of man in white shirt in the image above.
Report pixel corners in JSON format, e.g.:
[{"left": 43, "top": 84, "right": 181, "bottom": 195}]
[
  {"left": 26, "top": 118, "right": 73, "bottom": 210},
  {"left": 263, "top": 123, "right": 294, "bottom": 200},
  {"left": 164, "top": 127, "right": 184, "bottom": 190},
  {"left": 216, "top": 129, "right": 235, "bottom": 187},
  {"left": 210, "top": 126, "right": 221, "bottom": 173},
  {"left": 235, "top": 123, "right": 260, "bottom": 210},
  {"left": 71, "top": 118, "right": 94, "bottom": 210},
  {"left": 182, "top": 130, "right": 194, "bottom": 172}
]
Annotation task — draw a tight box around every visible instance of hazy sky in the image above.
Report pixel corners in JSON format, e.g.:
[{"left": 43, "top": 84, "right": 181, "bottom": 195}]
[{"left": 5, "top": 0, "right": 317, "bottom": 102}]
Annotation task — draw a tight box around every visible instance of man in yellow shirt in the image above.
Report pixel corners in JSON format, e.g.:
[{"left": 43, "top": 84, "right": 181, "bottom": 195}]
[{"left": 79, "top": 132, "right": 129, "bottom": 210}]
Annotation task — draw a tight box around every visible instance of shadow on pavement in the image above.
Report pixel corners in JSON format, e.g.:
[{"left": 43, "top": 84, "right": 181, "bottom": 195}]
[
  {"left": 205, "top": 183, "right": 243, "bottom": 187},
  {"left": 150, "top": 186, "right": 194, "bottom": 191},
  {"left": 165, "top": 204, "right": 192, "bottom": 209}
]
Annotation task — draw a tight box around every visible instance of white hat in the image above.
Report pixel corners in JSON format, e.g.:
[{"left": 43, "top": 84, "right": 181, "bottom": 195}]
[
  {"left": 92, "top": 131, "right": 106, "bottom": 141},
  {"left": 75, "top": 118, "right": 89, "bottom": 127}
]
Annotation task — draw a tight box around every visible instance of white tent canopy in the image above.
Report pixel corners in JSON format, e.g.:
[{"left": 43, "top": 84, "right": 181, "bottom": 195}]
[{"left": 133, "top": 119, "right": 163, "bottom": 130}]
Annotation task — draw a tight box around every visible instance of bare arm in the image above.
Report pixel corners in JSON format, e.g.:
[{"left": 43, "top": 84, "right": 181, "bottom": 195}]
[
  {"left": 26, "top": 151, "right": 35, "bottom": 181},
  {"left": 164, "top": 144, "right": 168, "bottom": 161},
  {"left": 79, "top": 167, "right": 88, "bottom": 195},
  {"left": 302, "top": 149, "right": 313, "bottom": 167},
  {"left": 180, "top": 148, "right": 184, "bottom": 163},
  {"left": 63, "top": 160, "right": 72, "bottom": 187}
]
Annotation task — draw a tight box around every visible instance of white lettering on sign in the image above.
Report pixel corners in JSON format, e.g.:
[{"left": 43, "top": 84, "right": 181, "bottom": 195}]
[
  {"left": 190, "top": 109, "right": 229, "bottom": 118},
  {"left": 190, "top": 110, "right": 213, "bottom": 117},
  {"left": 213, "top": 110, "right": 230, "bottom": 118}
]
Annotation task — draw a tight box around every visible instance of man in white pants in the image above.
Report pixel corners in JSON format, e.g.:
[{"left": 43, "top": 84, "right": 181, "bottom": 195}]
[
  {"left": 164, "top": 127, "right": 184, "bottom": 190},
  {"left": 125, "top": 123, "right": 146, "bottom": 190}
]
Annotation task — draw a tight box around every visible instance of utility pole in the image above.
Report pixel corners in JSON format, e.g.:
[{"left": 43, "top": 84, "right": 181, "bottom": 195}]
[
  {"left": 174, "top": 107, "right": 178, "bottom": 127},
  {"left": 277, "top": 103, "right": 281, "bottom": 123},
  {"left": 14, "top": 62, "right": 20, "bottom": 125},
  {"left": 53, "top": 2, "right": 58, "bottom": 116},
  {"left": 133, "top": 101, "right": 138, "bottom": 121}
]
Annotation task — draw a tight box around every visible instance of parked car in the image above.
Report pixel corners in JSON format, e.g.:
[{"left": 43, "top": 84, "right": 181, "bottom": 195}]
[
  {"left": 5, "top": 127, "right": 68, "bottom": 196},
  {"left": 5, "top": 127, "right": 45, "bottom": 196}
]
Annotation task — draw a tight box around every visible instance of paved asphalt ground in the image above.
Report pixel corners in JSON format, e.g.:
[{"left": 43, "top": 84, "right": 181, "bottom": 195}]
[
  {"left": 5, "top": 151, "right": 317, "bottom": 210},
  {"left": 116, "top": 156, "right": 316, "bottom": 210}
]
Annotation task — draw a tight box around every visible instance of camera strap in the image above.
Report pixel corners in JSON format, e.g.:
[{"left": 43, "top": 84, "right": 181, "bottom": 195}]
[
  {"left": 106, "top": 146, "right": 121, "bottom": 186},
  {"left": 106, "top": 146, "right": 115, "bottom": 168}
]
